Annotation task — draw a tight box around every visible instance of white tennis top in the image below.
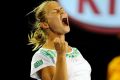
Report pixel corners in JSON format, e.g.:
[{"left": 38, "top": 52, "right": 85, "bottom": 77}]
[{"left": 30, "top": 47, "right": 91, "bottom": 80}]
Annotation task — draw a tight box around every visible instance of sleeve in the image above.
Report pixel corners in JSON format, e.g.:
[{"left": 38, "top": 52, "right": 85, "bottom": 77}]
[
  {"left": 30, "top": 51, "right": 55, "bottom": 80},
  {"left": 74, "top": 47, "right": 85, "bottom": 59}
]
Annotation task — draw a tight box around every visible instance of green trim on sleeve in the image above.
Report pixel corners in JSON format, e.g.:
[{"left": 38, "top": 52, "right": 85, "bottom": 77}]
[{"left": 40, "top": 49, "right": 56, "bottom": 58}]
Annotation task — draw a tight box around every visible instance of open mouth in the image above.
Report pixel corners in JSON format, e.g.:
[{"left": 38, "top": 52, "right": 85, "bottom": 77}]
[{"left": 62, "top": 18, "right": 69, "bottom": 26}]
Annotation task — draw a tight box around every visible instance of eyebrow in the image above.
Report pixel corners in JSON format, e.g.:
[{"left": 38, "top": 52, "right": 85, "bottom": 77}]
[{"left": 53, "top": 7, "right": 63, "bottom": 10}]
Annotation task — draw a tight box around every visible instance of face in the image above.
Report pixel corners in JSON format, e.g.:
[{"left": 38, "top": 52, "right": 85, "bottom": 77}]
[{"left": 44, "top": 1, "right": 70, "bottom": 35}]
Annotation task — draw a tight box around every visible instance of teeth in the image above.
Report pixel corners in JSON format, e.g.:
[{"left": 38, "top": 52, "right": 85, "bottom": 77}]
[{"left": 62, "top": 18, "right": 68, "bottom": 26}]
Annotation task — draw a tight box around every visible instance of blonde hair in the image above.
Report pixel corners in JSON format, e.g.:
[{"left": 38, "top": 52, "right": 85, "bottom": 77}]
[
  {"left": 28, "top": 1, "right": 55, "bottom": 51},
  {"left": 107, "top": 56, "right": 120, "bottom": 80}
]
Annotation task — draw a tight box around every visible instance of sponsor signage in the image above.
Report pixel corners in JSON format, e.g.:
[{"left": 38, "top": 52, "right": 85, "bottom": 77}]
[{"left": 58, "top": 0, "right": 120, "bottom": 34}]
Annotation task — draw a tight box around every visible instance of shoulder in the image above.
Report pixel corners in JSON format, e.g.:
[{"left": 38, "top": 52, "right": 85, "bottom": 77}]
[
  {"left": 30, "top": 48, "right": 56, "bottom": 80},
  {"left": 31, "top": 48, "right": 43, "bottom": 62},
  {"left": 71, "top": 47, "right": 84, "bottom": 58},
  {"left": 32, "top": 48, "right": 56, "bottom": 59},
  {"left": 71, "top": 47, "right": 81, "bottom": 53},
  {"left": 31, "top": 48, "right": 56, "bottom": 67}
]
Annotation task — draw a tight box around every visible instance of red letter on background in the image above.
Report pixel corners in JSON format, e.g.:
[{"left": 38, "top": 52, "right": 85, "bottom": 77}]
[
  {"left": 110, "top": 0, "right": 115, "bottom": 15},
  {"left": 79, "top": 0, "right": 100, "bottom": 14}
]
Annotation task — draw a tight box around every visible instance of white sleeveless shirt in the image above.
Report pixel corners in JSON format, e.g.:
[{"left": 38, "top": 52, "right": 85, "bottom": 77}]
[{"left": 30, "top": 47, "right": 91, "bottom": 80}]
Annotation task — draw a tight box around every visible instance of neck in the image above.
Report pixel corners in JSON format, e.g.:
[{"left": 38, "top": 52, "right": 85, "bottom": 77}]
[
  {"left": 42, "top": 30, "right": 65, "bottom": 50},
  {"left": 42, "top": 31, "right": 72, "bottom": 53}
]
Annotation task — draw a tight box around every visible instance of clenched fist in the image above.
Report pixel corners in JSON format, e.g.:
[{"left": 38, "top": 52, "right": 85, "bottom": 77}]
[{"left": 54, "top": 38, "right": 68, "bottom": 55}]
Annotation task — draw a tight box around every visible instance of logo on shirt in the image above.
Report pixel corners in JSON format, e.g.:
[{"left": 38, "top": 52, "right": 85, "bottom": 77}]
[{"left": 34, "top": 60, "right": 43, "bottom": 68}]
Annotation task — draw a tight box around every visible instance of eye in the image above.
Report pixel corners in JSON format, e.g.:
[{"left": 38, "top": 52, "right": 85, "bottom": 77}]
[
  {"left": 51, "top": 10, "right": 58, "bottom": 13},
  {"left": 51, "top": 8, "right": 65, "bottom": 14}
]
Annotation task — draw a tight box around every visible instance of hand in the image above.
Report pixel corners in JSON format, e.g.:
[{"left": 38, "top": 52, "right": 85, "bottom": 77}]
[{"left": 54, "top": 38, "right": 68, "bottom": 55}]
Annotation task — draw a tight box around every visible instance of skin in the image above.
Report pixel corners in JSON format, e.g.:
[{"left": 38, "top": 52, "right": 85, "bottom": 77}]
[{"left": 37, "top": 1, "right": 72, "bottom": 80}]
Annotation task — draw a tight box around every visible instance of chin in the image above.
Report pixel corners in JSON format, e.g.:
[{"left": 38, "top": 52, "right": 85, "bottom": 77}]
[
  {"left": 65, "top": 29, "right": 70, "bottom": 34},
  {"left": 66, "top": 26, "right": 70, "bottom": 32},
  {"left": 60, "top": 30, "right": 70, "bottom": 35}
]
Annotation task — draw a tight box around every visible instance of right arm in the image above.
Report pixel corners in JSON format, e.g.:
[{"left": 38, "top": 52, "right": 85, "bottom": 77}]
[{"left": 37, "top": 38, "right": 68, "bottom": 80}]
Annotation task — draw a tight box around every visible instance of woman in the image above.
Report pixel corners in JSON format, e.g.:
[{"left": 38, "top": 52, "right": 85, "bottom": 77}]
[{"left": 28, "top": 1, "right": 91, "bottom": 80}]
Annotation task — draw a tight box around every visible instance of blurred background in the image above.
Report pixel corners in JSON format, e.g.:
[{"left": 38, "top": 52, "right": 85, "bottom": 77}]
[{"left": 6, "top": 0, "right": 120, "bottom": 80}]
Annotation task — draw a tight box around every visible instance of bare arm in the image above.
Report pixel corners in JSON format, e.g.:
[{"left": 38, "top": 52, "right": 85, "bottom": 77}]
[
  {"left": 52, "top": 53, "right": 68, "bottom": 80},
  {"left": 37, "top": 38, "right": 68, "bottom": 80}
]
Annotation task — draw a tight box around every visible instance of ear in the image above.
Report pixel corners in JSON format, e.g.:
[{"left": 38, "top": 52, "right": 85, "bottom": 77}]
[{"left": 40, "top": 22, "right": 49, "bottom": 29}]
